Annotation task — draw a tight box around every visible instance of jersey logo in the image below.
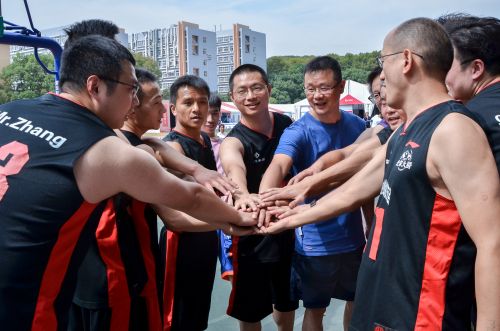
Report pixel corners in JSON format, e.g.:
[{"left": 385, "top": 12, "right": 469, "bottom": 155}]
[
  {"left": 380, "top": 179, "right": 391, "bottom": 205},
  {"left": 374, "top": 323, "right": 397, "bottom": 331},
  {"left": 405, "top": 140, "right": 420, "bottom": 149},
  {"left": 495, "top": 114, "right": 500, "bottom": 126},
  {"left": 253, "top": 152, "right": 266, "bottom": 163},
  {"left": 396, "top": 149, "right": 413, "bottom": 171}
]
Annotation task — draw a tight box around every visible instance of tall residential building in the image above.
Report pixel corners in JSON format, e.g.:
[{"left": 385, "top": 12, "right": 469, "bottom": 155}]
[
  {"left": 215, "top": 24, "right": 266, "bottom": 94},
  {"left": 129, "top": 21, "right": 217, "bottom": 92},
  {"left": 9, "top": 25, "right": 128, "bottom": 60}
]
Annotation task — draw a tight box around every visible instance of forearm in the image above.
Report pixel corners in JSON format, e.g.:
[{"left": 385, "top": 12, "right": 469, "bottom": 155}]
[
  {"left": 475, "top": 246, "right": 500, "bottom": 330},
  {"left": 154, "top": 204, "right": 217, "bottom": 232},
  {"left": 142, "top": 137, "right": 198, "bottom": 175},
  {"left": 260, "top": 164, "right": 288, "bottom": 192}
]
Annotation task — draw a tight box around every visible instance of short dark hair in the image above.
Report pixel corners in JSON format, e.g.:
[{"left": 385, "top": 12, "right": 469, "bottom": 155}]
[
  {"left": 135, "top": 68, "right": 158, "bottom": 103},
  {"left": 367, "top": 67, "right": 382, "bottom": 94},
  {"left": 169, "top": 75, "right": 210, "bottom": 105},
  {"left": 209, "top": 93, "right": 222, "bottom": 110},
  {"left": 304, "top": 56, "right": 343, "bottom": 82},
  {"left": 59, "top": 35, "right": 136, "bottom": 94},
  {"left": 229, "top": 64, "right": 269, "bottom": 92},
  {"left": 438, "top": 13, "right": 500, "bottom": 76},
  {"left": 64, "top": 19, "right": 119, "bottom": 48},
  {"left": 390, "top": 17, "right": 453, "bottom": 80}
]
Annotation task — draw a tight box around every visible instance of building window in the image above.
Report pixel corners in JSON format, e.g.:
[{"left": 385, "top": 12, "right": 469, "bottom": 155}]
[
  {"left": 203, "top": 36, "right": 207, "bottom": 43},
  {"left": 192, "top": 35, "right": 199, "bottom": 55},
  {"left": 204, "top": 71, "right": 207, "bottom": 77},
  {"left": 193, "top": 68, "right": 200, "bottom": 76},
  {"left": 203, "top": 48, "right": 206, "bottom": 54}
]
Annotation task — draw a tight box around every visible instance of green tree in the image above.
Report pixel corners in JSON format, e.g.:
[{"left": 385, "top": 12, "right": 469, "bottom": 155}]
[
  {"left": 0, "top": 53, "right": 56, "bottom": 104},
  {"left": 133, "top": 52, "right": 162, "bottom": 79}
]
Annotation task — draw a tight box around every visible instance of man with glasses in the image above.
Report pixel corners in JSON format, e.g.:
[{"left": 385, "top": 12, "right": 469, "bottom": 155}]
[
  {"left": 261, "top": 18, "right": 500, "bottom": 330},
  {"left": 259, "top": 56, "right": 366, "bottom": 331},
  {"left": 219, "top": 64, "right": 298, "bottom": 331}
]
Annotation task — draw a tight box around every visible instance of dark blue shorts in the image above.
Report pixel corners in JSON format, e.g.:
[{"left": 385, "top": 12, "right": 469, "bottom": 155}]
[{"left": 291, "top": 247, "right": 363, "bottom": 309}]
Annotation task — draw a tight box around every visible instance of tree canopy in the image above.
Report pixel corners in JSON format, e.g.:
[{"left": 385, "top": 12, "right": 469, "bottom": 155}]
[{"left": 0, "top": 53, "right": 56, "bottom": 104}]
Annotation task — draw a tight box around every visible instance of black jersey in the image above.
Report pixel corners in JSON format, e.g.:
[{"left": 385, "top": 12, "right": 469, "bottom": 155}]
[
  {"left": 350, "top": 101, "right": 476, "bottom": 331},
  {"left": 227, "top": 112, "right": 293, "bottom": 193},
  {"left": 121, "top": 129, "right": 144, "bottom": 147},
  {"left": 226, "top": 112, "right": 294, "bottom": 263},
  {"left": 72, "top": 130, "right": 162, "bottom": 331},
  {"left": 162, "top": 129, "right": 219, "bottom": 331},
  {"left": 0, "top": 93, "right": 115, "bottom": 330},
  {"left": 466, "top": 81, "right": 500, "bottom": 173},
  {"left": 376, "top": 126, "right": 393, "bottom": 145}
]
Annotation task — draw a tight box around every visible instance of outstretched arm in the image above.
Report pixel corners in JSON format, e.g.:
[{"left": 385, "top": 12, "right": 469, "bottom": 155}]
[
  {"left": 142, "top": 136, "right": 237, "bottom": 195},
  {"left": 261, "top": 135, "right": 383, "bottom": 207},
  {"left": 263, "top": 143, "right": 386, "bottom": 234},
  {"left": 74, "top": 136, "right": 255, "bottom": 227}
]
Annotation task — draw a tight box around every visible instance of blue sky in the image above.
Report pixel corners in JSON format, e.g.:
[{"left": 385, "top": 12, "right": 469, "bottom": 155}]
[{"left": 4, "top": 0, "right": 500, "bottom": 56}]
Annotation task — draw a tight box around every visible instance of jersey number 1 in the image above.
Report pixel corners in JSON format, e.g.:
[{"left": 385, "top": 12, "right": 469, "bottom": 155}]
[{"left": 0, "top": 141, "right": 30, "bottom": 201}]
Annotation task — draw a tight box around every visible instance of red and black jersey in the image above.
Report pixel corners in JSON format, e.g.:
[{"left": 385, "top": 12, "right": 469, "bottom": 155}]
[
  {"left": 465, "top": 81, "right": 500, "bottom": 173},
  {"left": 226, "top": 112, "right": 295, "bottom": 263},
  {"left": 72, "top": 130, "right": 162, "bottom": 331},
  {"left": 161, "top": 130, "right": 218, "bottom": 331},
  {"left": 0, "top": 93, "right": 114, "bottom": 330},
  {"left": 350, "top": 101, "right": 476, "bottom": 331}
]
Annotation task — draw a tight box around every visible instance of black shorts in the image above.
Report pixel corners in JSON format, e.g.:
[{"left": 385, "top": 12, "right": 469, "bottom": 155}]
[
  {"left": 292, "top": 247, "right": 363, "bottom": 309},
  {"left": 68, "top": 297, "right": 148, "bottom": 331},
  {"left": 227, "top": 258, "right": 299, "bottom": 323}
]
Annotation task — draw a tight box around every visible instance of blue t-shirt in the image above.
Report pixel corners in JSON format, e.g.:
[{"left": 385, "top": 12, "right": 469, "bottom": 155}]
[{"left": 275, "top": 111, "right": 366, "bottom": 256}]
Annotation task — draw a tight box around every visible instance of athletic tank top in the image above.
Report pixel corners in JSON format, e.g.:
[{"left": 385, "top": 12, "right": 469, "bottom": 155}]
[
  {"left": 226, "top": 112, "right": 295, "bottom": 263},
  {"left": 0, "top": 93, "right": 114, "bottom": 330},
  {"left": 350, "top": 101, "right": 476, "bottom": 331},
  {"left": 465, "top": 81, "right": 500, "bottom": 173}
]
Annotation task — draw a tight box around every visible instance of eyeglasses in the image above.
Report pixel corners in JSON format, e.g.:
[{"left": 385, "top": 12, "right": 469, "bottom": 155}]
[
  {"left": 232, "top": 84, "right": 268, "bottom": 99},
  {"left": 368, "top": 92, "right": 381, "bottom": 104},
  {"left": 99, "top": 76, "right": 140, "bottom": 95},
  {"left": 304, "top": 81, "right": 340, "bottom": 96},
  {"left": 459, "top": 58, "right": 475, "bottom": 66},
  {"left": 377, "top": 51, "right": 424, "bottom": 68}
]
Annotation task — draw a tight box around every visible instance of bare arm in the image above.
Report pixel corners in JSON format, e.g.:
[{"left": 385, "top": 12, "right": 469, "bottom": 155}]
[
  {"left": 261, "top": 135, "right": 383, "bottom": 207},
  {"left": 220, "top": 137, "right": 260, "bottom": 211},
  {"left": 263, "top": 143, "right": 387, "bottom": 234},
  {"left": 259, "top": 154, "right": 294, "bottom": 192},
  {"left": 142, "top": 136, "right": 237, "bottom": 195},
  {"left": 428, "top": 114, "right": 500, "bottom": 328},
  {"left": 74, "top": 136, "right": 255, "bottom": 227}
]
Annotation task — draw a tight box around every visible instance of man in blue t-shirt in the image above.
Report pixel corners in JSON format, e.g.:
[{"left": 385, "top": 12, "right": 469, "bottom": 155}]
[{"left": 260, "top": 56, "right": 366, "bottom": 331}]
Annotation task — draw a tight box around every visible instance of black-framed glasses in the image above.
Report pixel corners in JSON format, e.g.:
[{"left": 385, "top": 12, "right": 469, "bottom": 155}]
[
  {"left": 377, "top": 51, "right": 424, "bottom": 68},
  {"left": 460, "top": 58, "right": 476, "bottom": 66},
  {"left": 368, "top": 92, "right": 381, "bottom": 104},
  {"left": 304, "top": 80, "right": 341, "bottom": 96},
  {"left": 232, "top": 84, "right": 268, "bottom": 99},
  {"left": 99, "top": 76, "right": 140, "bottom": 95}
]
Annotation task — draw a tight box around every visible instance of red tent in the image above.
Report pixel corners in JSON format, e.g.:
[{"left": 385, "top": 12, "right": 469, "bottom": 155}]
[{"left": 339, "top": 94, "right": 364, "bottom": 105}]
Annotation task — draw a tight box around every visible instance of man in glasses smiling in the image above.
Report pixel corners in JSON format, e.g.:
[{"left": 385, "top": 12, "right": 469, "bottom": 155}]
[{"left": 260, "top": 56, "right": 367, "bottom": 331}]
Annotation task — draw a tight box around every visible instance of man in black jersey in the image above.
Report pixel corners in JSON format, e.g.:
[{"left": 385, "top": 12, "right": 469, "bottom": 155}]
[
  {"left": 0, "top": 34, "right": 257, "bottom": 331},
  {"left": 262, "top": 18, "right": 500, "bottom": 330},
  {"left": 219, "top": 64, "right": 298, "bottom": 331},
  {"left": 160, "top": 75, "right": 222, "bottom": 331},
  {"left": 439, "top": 14, "right": 500, "bottom": 171}
]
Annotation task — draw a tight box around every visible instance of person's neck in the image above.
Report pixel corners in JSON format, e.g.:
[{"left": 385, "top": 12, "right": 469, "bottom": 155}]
[
  {"left": 174, "top": 124, "right": 203, "bottom": 144},
  {"left": 59, "top": 90, "right": 93, "bottom": 110},
  {"left": 121, "top": 122, "right": 145, "bottom": 138},
  {"left": 310, "top": 108, "right": 341, "bottom": 124},
  {"left": 473, "top": 75, "right": 500, "bottom": 97},
  {"left": 240, "top": 110, "right": 273, "bottom": 137},
  {"left": 401, "top": 79, "right": 451, "bottom": 127}
]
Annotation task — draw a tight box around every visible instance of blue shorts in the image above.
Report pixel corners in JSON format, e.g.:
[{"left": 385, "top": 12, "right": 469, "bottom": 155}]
[{"left": 291, "top": 247, "right": 363, "bottom": 309}]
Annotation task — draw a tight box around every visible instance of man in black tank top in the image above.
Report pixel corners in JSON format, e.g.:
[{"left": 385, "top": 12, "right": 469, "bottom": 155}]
[
  {"left": 262, "top": 18, "right": 500, "bottom": 330},
  {"left": 439, "top": 14, "right": 500, "bottom": 172},
  {"left": 220, "top": 64, "right": 298, "bottom": 331},
  {"left": 0, "top": 34, "right": 257, "bottom": 331}
]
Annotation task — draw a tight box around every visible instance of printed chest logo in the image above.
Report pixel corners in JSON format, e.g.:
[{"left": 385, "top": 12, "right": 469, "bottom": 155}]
[
  {"left": 495, "top": 114, "right": 500, "bottom": 126},
  {"left": 253, "top": 152, "right": 265, "bottom": 163},
  {"left": 395, "top": 140, "right": 420, "bottom": 171}
]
